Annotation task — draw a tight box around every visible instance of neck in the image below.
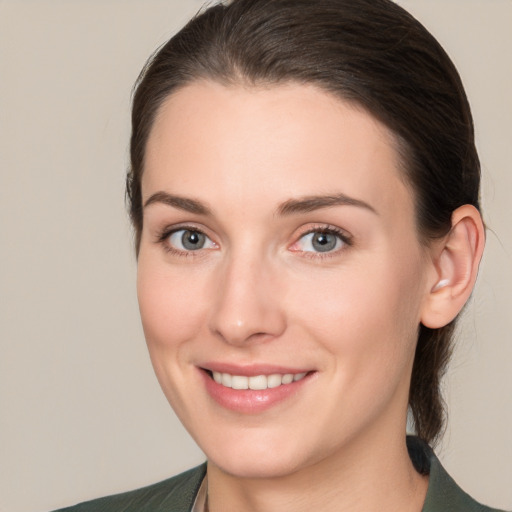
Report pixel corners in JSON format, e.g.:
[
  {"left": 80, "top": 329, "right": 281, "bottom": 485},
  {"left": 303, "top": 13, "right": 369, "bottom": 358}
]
[{"left": 206, "top": 429, "right": 428, "bottom": 512}]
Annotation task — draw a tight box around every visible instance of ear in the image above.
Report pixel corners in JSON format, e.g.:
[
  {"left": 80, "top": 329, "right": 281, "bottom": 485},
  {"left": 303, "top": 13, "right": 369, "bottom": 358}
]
[{"left": 420, "top": 205, "right": 485, "bottom": 329}]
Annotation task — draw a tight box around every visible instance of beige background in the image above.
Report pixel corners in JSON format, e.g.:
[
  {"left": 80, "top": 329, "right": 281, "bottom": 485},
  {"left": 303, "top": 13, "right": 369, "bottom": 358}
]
[{"left": 1, "top": 1, "right": 511, "bottom": 511}]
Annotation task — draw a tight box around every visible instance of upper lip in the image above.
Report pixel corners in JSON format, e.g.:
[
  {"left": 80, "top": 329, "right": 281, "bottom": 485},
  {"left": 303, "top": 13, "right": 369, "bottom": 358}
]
[{"left": 200, "top": 362, "right": 313, "bottom": 376}]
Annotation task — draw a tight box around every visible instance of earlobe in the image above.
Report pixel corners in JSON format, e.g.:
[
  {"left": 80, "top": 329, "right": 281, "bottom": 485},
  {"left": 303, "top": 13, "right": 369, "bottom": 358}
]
[{"left": 421, "top": 205, "right": 485, "bottom": 329}]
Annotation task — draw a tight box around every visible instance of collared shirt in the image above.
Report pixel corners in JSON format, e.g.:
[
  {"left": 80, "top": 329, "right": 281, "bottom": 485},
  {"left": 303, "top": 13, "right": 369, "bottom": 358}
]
[{"left": 191, "top": 476, "right": 207, "bottom": 512}]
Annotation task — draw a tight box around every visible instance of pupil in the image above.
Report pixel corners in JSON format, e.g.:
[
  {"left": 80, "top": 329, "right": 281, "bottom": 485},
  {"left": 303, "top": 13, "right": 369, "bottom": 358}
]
[
  {"left": 312, "top": 232, "right": 336, "bottom": 252},
  {"left": 182, "top": 230, "right": 205, "bottom": 250}
]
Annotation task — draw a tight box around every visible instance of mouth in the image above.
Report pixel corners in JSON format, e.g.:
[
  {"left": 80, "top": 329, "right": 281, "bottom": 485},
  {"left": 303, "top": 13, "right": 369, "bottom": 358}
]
[
  {"left": 199, "top": 365, "right": 315, "bottom": 413},
  {"left": 207, "top": 370, "right": 308, "bottom": 390}
]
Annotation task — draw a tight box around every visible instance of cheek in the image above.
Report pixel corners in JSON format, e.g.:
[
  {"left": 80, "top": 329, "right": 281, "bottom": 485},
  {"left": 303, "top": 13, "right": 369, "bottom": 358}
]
[
  {"left": 136, "top": 254, "right": 216, "bottom": 418},
  {"left": 287, "top": 253, "right": 424, "bottom": 383},
  {"left": 136, "top": 254, "right": 209, "bottom": 353}
]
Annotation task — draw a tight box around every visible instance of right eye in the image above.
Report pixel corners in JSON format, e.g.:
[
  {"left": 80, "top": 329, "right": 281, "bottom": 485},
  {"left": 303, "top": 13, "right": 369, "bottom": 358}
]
[
  {"left": 167, "top": 229, "right": 216, "bottom": 252},
  {"left": 295, "top": 230, "right": 344, "bottom": 253}
]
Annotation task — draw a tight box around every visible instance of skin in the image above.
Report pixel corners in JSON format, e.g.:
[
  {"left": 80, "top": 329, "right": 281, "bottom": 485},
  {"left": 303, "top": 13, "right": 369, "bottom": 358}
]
[{"left": 136, "top": 80, "right": 473, "bottom": 511}]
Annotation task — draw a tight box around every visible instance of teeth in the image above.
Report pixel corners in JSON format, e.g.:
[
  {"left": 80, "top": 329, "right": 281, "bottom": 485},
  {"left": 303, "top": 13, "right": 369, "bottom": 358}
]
[
  {"left": 211, "top": 371, "right": 308, "bottom": 389},
  {"left": 221, "top": 373, "right": 232, "bottom": 387},
  {"left": 231, "top": 375, "right": 248, "bottom": 390},
  {"left": 249, "top": 375, "right": 267, "bottom": 390},
  {"left": 267, "top": 374, "right": 282, "bottom": 388},
  {"left": 281, "top": 373, "right": 294, "bottom": 384}
]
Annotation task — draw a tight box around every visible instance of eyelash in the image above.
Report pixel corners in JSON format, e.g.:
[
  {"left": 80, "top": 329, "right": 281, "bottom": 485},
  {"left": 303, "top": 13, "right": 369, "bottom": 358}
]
[
  {"left": 291, "top": 225, "right": 353, "bottom": 259},
  {"left": 155, "top": 225, "right": 213, "bottom": 258},
  {"left": 154, "top": 224, "right": 353, "bottom": 259}
]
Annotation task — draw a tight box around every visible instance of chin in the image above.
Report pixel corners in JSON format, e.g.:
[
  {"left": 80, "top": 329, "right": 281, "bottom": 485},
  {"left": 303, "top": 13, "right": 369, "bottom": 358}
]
[
  {"left": 208, "top": 451, "right": 306, "bottom": 480},
  {"left": 197, "top": 426, "right": 321, "bottom": 480}
]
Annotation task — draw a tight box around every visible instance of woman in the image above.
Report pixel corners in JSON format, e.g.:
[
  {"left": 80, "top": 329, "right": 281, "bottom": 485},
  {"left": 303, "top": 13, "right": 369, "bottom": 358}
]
[{"left": 56, "top": 0, "right": 506, "bottom": 510}]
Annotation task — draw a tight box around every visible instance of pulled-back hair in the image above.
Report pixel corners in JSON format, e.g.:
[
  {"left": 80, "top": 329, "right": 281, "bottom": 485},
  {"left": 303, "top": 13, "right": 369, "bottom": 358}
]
[{"left": 127, "top": 0, "right": 480, "bottom": 445}]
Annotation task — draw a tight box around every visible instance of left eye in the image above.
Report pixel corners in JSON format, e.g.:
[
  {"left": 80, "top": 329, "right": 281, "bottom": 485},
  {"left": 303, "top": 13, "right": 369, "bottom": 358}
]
[
  {"left": 168, "top": 229, "right": 216, "bottom": 251},
  {"left": 295, "top": 231, "right": 344, "bottom": 253}
]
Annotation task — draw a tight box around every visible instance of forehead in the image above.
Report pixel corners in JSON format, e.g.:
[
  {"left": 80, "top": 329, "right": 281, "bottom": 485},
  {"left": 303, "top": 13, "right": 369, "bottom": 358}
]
[{"left": 143, "top": 80, "right": 413, "bottom": 220}]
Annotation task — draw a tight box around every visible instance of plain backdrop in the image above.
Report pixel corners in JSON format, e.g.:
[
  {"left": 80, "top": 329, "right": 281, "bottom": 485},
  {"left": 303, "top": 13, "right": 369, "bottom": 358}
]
[{"left": 1, "top": 1, "right": 511, "bottom": 511}]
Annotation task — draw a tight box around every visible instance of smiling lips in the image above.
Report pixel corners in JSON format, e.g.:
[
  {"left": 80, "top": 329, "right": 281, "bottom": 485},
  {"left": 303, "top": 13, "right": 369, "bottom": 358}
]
[
  {"left": 212, "top": 371, "right": 308, "bottom": 390},
  {"left": 201, "top": 367, "right": 313, "bottom": 413}
]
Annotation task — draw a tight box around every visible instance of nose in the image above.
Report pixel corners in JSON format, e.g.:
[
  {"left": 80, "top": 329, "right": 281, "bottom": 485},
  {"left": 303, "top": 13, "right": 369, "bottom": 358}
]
[{"left": 208, "top": 253, "right": 287, "bottom": 346}]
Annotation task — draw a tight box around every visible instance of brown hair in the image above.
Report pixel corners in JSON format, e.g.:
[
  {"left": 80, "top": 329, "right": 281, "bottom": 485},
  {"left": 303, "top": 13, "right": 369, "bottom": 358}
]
[{"left": 127, "top": 0, "right": 480, "bottom": 445}]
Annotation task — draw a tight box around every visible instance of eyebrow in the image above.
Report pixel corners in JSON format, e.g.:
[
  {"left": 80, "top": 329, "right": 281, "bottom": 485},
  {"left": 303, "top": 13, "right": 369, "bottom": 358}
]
[
  {"left": 277, "top": 194, "right": 378, "bottom": 216},
  {"left": 143, "top": 191, "right": 212, "bottom": 215},
  {"left": 143, "top": 191, "right": 377, "bottom": 217}
]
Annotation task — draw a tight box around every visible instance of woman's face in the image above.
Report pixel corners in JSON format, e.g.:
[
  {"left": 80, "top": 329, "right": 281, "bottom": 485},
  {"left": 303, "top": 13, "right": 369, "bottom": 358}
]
[{"left": 137, "top": 81, "right": 435, "bottom": 478}]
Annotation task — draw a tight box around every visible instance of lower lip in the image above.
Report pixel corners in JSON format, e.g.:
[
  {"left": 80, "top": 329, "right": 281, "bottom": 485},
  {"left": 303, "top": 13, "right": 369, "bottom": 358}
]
[{"left": 200, "top": 370, "right": 313, "bottom": 414}]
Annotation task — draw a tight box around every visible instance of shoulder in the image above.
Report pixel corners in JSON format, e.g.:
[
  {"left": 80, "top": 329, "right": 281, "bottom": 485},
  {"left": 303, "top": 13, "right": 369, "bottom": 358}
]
[
  {"left": 52, "top": 463, "right": 206, "bottom": 512},
  {"left": 407, "top": 437, "right": 509, "bottom": 512}
]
